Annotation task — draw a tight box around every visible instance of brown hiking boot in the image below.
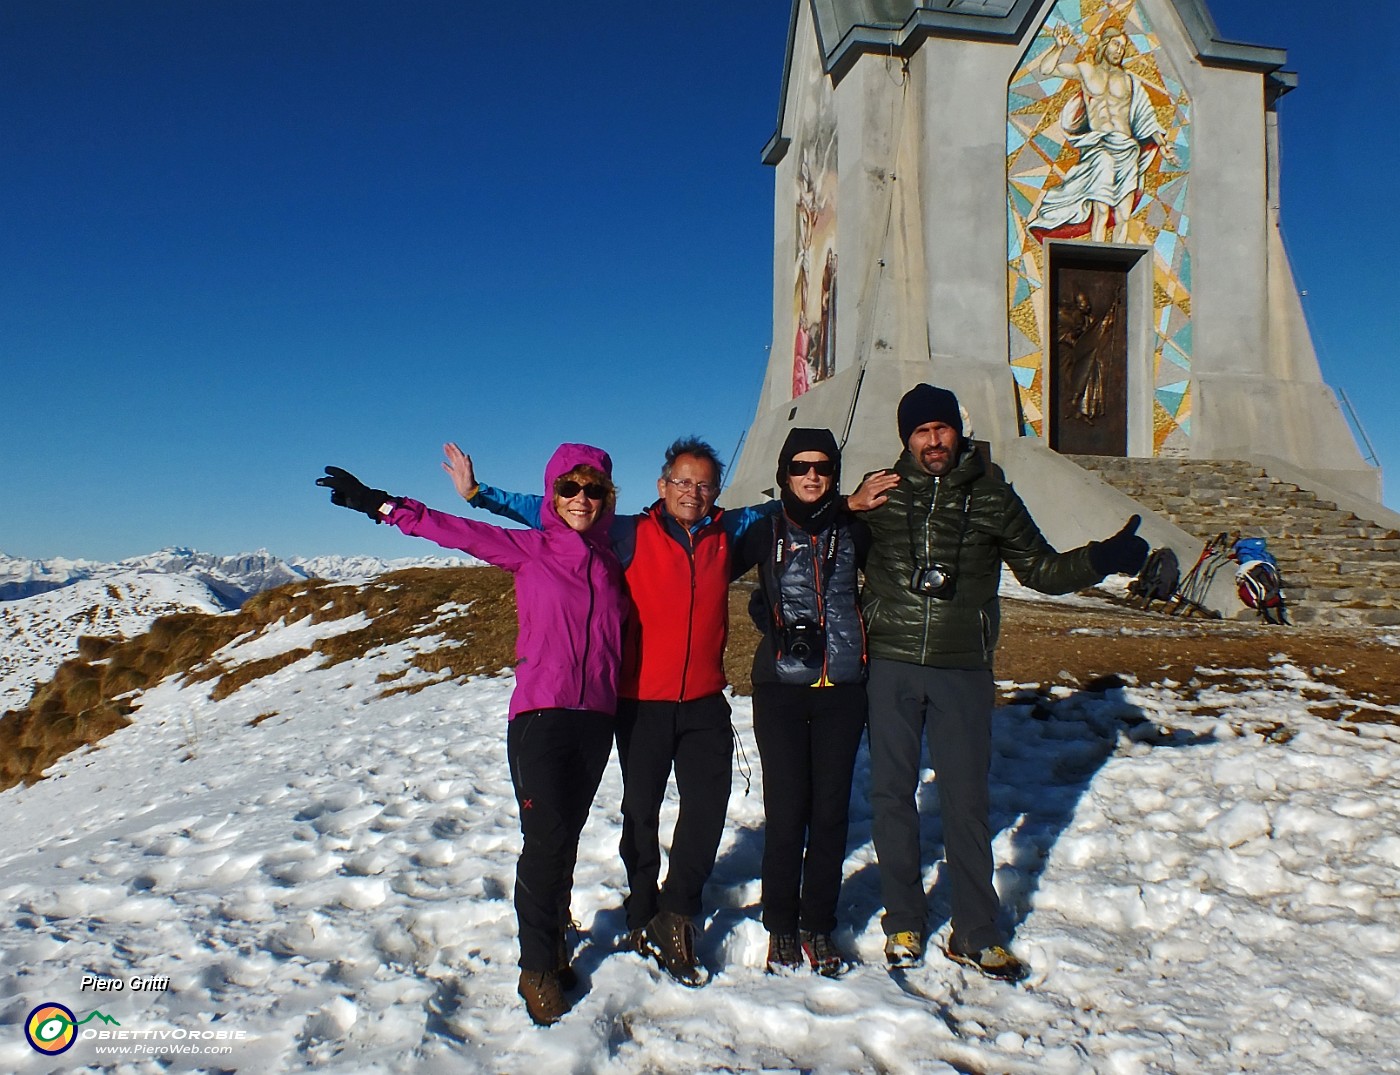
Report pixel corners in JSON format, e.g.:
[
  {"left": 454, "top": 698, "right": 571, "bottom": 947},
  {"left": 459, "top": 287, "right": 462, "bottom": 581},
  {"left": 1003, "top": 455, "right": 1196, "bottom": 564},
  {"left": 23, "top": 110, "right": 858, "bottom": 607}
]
[
  {"left": 644, "top": 910, "right": 708, "bottom": 987},
  {"left": 800, "top": 930, "right": 852, "bottom": 979},
  {"left": 625, "top": 927, "right": 654, "bottom": 957},
  {"left": 517, "top": 969, "right": 569, "bottom": 1026},
  {"left": 765, "top": 931, "right": 803, "bottom": 974},
  {"left": 555, "top": 938, "right": 577, "bottom": 991},
  {"left": 556, "top": 909, "right": 578, "bottom": 990}
]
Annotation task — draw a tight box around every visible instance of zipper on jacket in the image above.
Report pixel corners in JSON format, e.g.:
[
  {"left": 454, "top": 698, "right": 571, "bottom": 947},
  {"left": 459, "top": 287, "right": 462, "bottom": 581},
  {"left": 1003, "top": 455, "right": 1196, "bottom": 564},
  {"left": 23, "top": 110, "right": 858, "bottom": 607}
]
[
  {"left": 678, "top": 529, "right": 697, "bottom": 702},
  {"left": 811, "top": 531, "right": 829, "bottom": 682},
  {"left": 920, "top": 476, "right": 939, "bottom": 665},
  {"left": 579, "top": 545, "right": 595, "bottom": 708}
]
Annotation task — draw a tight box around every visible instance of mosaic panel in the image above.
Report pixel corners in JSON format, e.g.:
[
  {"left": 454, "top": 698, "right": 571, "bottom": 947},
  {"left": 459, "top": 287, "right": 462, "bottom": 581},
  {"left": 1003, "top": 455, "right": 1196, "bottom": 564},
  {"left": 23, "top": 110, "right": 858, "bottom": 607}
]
[
  {"left": 789, "top": 44, "right": 838, "bottom": 399},
  {"left": 1007, "top": 0, "right": 1192, "bottom": 453}
]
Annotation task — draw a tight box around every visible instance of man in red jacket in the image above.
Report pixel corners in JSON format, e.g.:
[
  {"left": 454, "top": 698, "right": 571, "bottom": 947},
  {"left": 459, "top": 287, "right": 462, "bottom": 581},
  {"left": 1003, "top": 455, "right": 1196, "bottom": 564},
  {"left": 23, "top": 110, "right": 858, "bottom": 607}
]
[{"left": 450, "top": 437, "right": 778, "bottom": 987}]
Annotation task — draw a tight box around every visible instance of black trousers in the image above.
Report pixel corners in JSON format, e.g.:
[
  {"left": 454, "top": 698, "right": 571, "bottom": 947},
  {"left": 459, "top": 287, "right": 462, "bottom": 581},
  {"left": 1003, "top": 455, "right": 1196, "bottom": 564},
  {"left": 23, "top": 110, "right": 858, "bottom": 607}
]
[
  {"left": 753, "top": 682, "right": 867, "bottom": 934},
  {"left": 866, "top": 660, "right": 1002, "bottom": 951},
  {"left": 615, "top": 693, "right": 733, "bottom": 930},
  {"left": 507, "top": 708, "right": 614, "bottom": 971}
]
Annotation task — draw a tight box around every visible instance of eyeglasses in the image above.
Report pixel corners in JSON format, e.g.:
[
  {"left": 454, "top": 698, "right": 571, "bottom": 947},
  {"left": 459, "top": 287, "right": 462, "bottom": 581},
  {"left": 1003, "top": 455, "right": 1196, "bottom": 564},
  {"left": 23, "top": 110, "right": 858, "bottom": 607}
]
[
  {"left": 665, "top": 477, "right": 718, "bottom": 497},
  {"left": 555, "top": 480, "right": 608, "bottom": 501},
  {"left": 787, "top": 459, "right": 835, "bottom": 477}
]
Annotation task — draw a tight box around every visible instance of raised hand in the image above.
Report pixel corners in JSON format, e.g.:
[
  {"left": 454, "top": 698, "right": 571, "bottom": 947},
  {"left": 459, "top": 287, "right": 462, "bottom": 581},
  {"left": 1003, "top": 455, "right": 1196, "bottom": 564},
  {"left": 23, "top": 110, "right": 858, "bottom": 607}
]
[
  {"left": 846, "top": 470, "right": 901, "bottom": 512},
  {"left": 442, "top": 442, "right": 480, "bottom": 501},
  {"left": 316, "top": 466, "right": 392, "bottom": 520}
]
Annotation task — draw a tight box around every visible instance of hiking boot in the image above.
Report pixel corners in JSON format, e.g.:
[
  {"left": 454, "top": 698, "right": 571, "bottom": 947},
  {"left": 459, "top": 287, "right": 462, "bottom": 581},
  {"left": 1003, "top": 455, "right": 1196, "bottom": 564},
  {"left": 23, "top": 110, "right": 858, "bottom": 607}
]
[
  {"left": 517, "top": 969, "right": 569, "bottom": 1026},
  {"left": 800, "top": 930, "right": 851, "bottom": 979},
  {"left": 883, "top": 930, "right": 924, "bottom": 969},
  {"left": 555, "top": 936, "right": 577, "bottom": 991},
  {"left": 765, "top": 931, "right": 803, "bottom": 974},
  {"left": 644, "top": 910, "right": 707, "bottom": 988},
  {"left": 556, "top": 909, "right": 578, "bottom": 991},
  {"left": 945, "top": 942, "right": 1029, "bottom": 983}
]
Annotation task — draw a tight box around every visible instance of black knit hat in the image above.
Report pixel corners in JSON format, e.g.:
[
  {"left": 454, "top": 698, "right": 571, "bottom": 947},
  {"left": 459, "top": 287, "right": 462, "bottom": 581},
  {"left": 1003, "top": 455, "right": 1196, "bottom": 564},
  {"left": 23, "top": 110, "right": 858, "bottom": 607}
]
[
  {"left": 776, "top": 427, "right": 841, "bottom": 533},
  {"left": 897, "top": 384, "right": 963, "bottom": 447},
  {"left": 776, "top": 427, "right": 841, "bottom": 488}
]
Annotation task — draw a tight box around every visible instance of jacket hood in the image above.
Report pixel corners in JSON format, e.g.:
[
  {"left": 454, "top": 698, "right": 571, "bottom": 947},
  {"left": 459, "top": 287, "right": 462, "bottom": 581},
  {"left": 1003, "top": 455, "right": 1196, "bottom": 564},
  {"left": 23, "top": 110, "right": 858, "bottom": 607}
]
[
  {"left": 775, "top": 427, "right": 841, "bottom": 488},
  {"left": 777, "top": 427, "right": 842, "bottom": 534},
  {"left": 542, "top": 442, "right": 615, "bottom": 541}
]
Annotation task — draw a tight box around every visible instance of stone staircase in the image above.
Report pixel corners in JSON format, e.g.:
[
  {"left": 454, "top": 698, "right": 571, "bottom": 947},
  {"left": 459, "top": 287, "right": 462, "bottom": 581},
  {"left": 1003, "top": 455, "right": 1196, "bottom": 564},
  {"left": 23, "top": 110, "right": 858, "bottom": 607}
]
[{"left": 1073, "top": 456, "right": 1400, "bottom": 627}]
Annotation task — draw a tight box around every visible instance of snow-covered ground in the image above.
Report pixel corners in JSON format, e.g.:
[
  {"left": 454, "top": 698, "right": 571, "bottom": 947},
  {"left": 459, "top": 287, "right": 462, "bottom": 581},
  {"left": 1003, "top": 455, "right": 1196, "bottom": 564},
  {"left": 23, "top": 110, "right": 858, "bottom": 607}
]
[
  {"left": 0, "top": 575, "right": 229, "bottom": 713},
  {"left": 1, "top": 601, "right": 1398, "bottom": 1073}
]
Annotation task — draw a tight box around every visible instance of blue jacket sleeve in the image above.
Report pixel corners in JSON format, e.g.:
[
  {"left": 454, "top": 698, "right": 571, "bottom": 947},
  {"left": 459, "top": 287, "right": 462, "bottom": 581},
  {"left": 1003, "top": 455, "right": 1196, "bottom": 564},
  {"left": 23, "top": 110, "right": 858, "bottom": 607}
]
[
  {"left": 467, "top": 482, "right": 544, "bottom": 530},
  {"left": 721, "top": 499, "right": 782, "bottom": 542}
]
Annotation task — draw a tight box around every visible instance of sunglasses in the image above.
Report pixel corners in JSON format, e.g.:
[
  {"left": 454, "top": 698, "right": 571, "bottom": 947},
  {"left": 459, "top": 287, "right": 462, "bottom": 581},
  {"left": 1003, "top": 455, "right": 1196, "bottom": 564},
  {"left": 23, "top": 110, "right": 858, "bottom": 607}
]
[
  {"left": 787, "top": 459, "right": 835, "bottom": 477},
  {"left": 555, "top": 479, "right": 608, "bottom": 501}
]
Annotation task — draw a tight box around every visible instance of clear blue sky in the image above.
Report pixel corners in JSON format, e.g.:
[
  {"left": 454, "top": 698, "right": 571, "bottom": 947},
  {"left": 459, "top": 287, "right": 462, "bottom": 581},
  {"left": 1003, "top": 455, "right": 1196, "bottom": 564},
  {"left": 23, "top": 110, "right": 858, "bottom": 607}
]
[{"left": 2, "top": 1, "right": 1394, "bottom": 562}]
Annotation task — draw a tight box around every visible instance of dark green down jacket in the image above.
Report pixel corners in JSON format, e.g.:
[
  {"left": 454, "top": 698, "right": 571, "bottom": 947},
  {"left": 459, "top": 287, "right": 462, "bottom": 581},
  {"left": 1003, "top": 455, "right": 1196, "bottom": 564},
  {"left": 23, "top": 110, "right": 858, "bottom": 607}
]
[{"left": 861, "top": 445, "right": 1104, "bottom": 669}]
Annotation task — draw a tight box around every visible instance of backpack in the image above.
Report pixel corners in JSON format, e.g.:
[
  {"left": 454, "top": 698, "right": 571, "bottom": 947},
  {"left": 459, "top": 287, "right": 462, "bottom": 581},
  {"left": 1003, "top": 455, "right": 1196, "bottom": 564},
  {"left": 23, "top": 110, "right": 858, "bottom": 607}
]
[
  {"left": 1129, "top": 546, "right": 1180, "bottom": 604},
  {"left": 1231, "top": 537, "right": 1278, "bottom": 571},
  {"left": 1231, "top": 537, "right": 1288, "bottom": 624}
]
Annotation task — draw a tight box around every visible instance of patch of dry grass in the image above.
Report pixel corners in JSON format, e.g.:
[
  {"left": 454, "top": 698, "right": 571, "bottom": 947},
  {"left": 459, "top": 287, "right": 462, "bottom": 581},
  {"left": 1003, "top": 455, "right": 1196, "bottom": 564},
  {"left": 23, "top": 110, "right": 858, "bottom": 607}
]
[
  {"left": 0, "top": 567, "right": 521, "bottom": 791},
  {"left": 14, "top": 564, "right": 1388, "bottom": 793}
]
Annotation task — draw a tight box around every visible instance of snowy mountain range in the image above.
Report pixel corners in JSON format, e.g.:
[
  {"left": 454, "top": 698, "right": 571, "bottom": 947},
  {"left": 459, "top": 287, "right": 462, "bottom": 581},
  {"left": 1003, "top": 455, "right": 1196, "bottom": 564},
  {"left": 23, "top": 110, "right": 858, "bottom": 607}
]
[
  {"left": 0, "top": 547, "right": 478, "bottom": 606},
  {"left": 0, "top": 548, "right": 478, "bottom": 713}
]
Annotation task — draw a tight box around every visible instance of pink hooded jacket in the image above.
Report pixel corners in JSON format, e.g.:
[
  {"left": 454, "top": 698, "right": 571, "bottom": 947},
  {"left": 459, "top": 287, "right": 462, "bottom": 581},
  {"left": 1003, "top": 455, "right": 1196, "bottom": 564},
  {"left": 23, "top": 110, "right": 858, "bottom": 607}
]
[{"left": 383, "top": 444, "right": 628, "bottom": 719}]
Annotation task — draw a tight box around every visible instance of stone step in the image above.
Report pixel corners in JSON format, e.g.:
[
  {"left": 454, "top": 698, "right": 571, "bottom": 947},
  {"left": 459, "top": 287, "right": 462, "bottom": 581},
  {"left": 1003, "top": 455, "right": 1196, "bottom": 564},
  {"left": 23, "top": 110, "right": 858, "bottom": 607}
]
[{"left": 1075, "top": 456, "right": 1396, "bottom": 625}]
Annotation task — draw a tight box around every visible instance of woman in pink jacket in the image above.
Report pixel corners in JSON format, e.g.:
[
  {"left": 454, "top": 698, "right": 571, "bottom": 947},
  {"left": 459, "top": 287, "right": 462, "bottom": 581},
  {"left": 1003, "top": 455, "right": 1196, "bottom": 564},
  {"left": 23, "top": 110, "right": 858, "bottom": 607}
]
[{"left": 317, "top": 443, "right": 627, "bottom": 1028}]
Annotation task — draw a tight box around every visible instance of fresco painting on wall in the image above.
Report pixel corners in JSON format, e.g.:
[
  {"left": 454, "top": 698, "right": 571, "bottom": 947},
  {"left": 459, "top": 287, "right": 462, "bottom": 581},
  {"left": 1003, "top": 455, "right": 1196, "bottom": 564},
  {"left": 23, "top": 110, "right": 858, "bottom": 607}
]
[
  {"left": 1007, "top": 0, "right": 1192, "bottom": 454},
  {"left": 792, "top": 115, "right": 837, "bottom": 399}
]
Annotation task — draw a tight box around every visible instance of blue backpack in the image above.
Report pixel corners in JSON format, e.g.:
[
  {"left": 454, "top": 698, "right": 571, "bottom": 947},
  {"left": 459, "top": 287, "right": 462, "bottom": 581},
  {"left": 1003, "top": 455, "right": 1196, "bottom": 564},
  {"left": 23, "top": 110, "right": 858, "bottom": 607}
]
[
  {"left": 1231, "top": 537, "right": 1277, "bottom": 570},
  {"left": 1232, "top": 538, "right": 1287, "bottom": 623}
]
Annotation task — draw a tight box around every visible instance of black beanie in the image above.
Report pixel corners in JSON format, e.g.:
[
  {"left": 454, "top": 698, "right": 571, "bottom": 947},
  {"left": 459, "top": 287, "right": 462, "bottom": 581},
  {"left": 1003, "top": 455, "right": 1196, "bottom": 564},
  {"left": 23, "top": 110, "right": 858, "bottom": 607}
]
[
  {"left": 776, "top": 427, "right": 841, "bottom": 533},
  {"left": 775, "top": 426, "right": 841, "bottom": 489},
  {"left": 897, "top": 384, "right": 963, "bottom": 447}
]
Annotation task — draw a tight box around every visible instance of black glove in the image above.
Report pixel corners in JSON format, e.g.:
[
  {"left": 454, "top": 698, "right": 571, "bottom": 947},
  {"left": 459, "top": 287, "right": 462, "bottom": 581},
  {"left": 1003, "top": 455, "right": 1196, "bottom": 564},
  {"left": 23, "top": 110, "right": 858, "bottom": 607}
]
[
  {"left": 1089, "top": 514, "right": 1149, "bottom": 576},
  {"left": 316, "top": 466, "right": 393, "bottom": 521}
]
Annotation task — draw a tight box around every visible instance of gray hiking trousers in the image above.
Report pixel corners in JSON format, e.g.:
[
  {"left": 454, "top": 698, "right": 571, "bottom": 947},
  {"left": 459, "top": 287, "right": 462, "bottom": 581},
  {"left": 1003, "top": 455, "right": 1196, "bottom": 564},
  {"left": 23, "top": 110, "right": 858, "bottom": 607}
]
[{"left": 866, "top": 659, "right": 1003, "bottom": 952}]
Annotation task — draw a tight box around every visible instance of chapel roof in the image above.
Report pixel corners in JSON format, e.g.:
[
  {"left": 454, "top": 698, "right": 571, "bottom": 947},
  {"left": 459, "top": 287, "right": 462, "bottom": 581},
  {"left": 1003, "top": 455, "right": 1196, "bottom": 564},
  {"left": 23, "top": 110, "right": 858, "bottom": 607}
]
[{"left": 766, "top": 0, "right": 1293, "bottom": 163}]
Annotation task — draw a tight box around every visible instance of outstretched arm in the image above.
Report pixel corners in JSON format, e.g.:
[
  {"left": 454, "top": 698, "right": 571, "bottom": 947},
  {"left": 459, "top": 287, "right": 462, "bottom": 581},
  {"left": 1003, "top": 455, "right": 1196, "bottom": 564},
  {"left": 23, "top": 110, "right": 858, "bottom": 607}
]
[
  {"left": 444, "top": 443, "right": 544, "bottom": 529},
  {"left": 720, "top": 499, "right": 783, "bottom": 543},
  {"left": 442, "top": 442, "right": 479, "bottom": 501},
  {"left": 384, "top": 499, "right": 534, "bottom": 571},
  {"left": 316, "top": 465, "right": 533, "bottom": 569}
]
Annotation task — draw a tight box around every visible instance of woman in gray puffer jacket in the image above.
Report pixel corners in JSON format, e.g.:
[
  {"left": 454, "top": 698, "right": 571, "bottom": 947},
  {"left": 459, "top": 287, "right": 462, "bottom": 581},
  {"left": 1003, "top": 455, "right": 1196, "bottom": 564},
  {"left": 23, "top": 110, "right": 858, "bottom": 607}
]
[{"left": 736, "top": 427, "right": 870, "bottom": 979}]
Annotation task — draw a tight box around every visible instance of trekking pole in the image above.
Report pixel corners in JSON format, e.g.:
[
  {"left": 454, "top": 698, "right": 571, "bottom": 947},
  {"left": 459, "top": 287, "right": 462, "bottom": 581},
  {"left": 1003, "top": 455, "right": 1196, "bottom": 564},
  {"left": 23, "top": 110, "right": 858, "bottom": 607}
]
[
  {"left": 1168, "top": 532, "right": 1226, "bottom": 616},
  {"left": 1182, "top": 531, "right": 1236, "bottom": 618},
  {"left": 1166, "top": 534, "right": 1214, "bottom": 615}
]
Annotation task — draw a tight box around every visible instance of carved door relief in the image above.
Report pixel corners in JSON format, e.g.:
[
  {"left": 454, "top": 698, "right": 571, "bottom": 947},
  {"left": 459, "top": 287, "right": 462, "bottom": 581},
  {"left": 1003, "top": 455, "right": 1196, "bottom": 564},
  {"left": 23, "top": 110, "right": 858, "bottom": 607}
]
[{"left": 1049, "top": 256, "right": 1128, "bottom": 455}]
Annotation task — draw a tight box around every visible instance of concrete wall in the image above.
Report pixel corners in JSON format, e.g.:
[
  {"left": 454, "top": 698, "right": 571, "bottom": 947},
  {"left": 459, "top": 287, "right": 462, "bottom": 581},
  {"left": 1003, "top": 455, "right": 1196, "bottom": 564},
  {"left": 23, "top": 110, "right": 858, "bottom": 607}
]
[
  {"left": 918, "top": 34, "right": 1025, "bottom": 444},
  {"left": 728, "top": 0, "right": 1382, "bottom": 515}
]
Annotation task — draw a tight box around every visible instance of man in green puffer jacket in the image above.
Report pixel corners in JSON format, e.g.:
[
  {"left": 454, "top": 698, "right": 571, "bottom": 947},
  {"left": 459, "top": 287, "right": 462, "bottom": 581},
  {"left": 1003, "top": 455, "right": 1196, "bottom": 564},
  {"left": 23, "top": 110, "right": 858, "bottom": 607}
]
[{"left": 849, "top": 384, "right": 1147, "bottom": 983}]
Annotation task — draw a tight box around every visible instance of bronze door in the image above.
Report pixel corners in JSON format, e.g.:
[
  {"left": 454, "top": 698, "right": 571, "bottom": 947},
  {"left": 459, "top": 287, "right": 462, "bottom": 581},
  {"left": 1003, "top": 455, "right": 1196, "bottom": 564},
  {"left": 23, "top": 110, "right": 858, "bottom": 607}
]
[{"left": 1049, "top": 259, "right": 1128, "bottom": 456}]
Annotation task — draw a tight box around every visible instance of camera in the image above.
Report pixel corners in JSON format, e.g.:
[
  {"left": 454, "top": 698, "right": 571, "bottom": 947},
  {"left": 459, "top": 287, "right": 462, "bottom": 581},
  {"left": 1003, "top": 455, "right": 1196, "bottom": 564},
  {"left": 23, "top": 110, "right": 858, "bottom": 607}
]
[
  {"left": 781, "top": 621, "right": 825, "bottom": 662},
  {"left": 908, "top": 563, "right": 956, "bottom": 599}
]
